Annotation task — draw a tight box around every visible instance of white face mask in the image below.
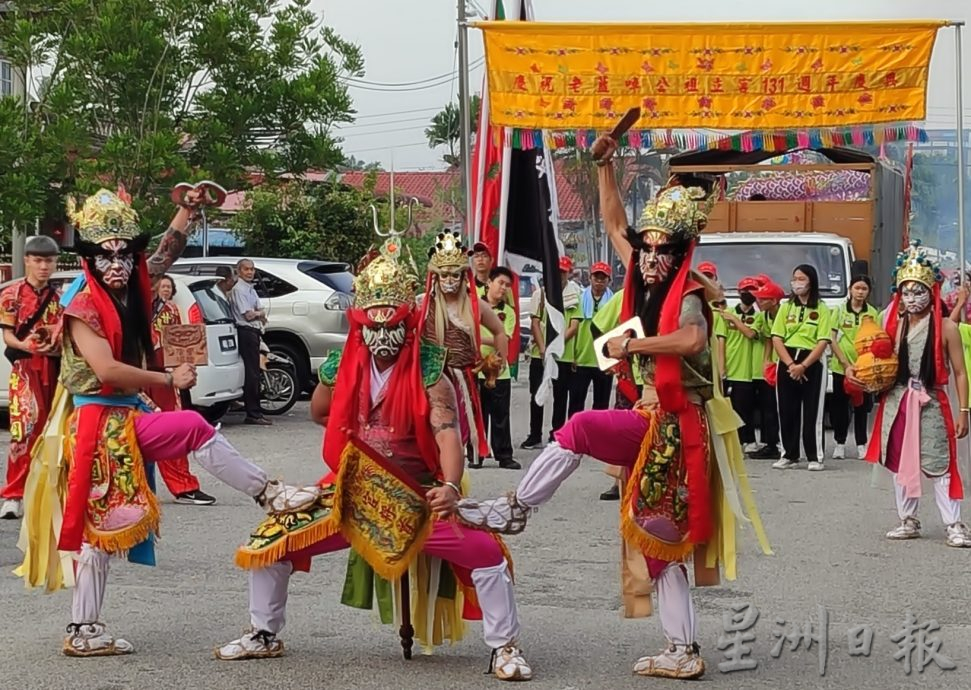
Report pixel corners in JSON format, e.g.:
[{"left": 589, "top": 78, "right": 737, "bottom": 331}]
[
  {"left": 362, "top": 323, "right": 406, "bottom": 359},
  {"left": 437, "top": 270, "right": 464, "bottom": 295},
  {"left": 900, "top": 283, "right": 931, "bottom": 314},
  {"left": 791, "top": 280, "right": 809, "bottom": 296}
]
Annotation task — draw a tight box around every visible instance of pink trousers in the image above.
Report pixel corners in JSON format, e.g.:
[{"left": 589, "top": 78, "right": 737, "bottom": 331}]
[{"left": 133, "top": 410, "right": 216, "bottom": 463}]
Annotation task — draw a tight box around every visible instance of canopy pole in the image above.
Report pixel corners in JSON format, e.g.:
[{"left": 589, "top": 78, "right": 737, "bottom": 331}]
[{"left": 956, "top": 23, "right": 967, "bottom": 286}]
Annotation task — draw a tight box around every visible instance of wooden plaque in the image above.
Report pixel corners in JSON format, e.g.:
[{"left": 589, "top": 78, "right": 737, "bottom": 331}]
[{"left": 161, "top": 324, "right": 208, "bottom": 367}]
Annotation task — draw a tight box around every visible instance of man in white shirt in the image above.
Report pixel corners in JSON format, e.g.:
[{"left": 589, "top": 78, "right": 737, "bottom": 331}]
[{"left": 230, "top": 258, "right": 271, "bottom": 425}]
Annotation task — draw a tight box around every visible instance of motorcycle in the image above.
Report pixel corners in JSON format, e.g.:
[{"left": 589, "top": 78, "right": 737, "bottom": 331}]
[{"left": 259, "top": 344, "right": 299, "bottom": 416}]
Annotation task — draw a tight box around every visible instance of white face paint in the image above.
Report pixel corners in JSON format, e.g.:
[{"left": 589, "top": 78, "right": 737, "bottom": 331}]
[
  {"left": 638, "top": 244, "right": 676, "bottom": 285},
  {"left": 94, "top": 239, "right": 134, "bottom": 289},
  {"left": 437, "top": 270, "right": 464, "bottom": 295},
  {"left": 362, "top": 323, "right": 407, "bottom": 359},
  {"left": 900, "top": 282, "right": 931, "bottom": 314}
]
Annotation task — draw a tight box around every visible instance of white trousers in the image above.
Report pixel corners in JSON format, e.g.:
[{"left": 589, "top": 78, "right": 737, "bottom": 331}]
[
  {"left": 249, "top": 558, "right": 521, "bottom": 649},
  {"left": 70, "top": 432, "right": 268, "bottom": 624},
  {"left": 894, "top": 474, "right": 961, "bottom": 525}
]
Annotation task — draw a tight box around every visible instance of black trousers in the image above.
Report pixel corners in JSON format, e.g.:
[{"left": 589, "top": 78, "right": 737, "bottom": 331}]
[
  {"left": 479, "top": 379, "right": 513, "bottom": 461},
  {"left": 527, "top": 357, "right": 545, "bottom": 441},
  {"left": 757, "top": 379, "right": 780, "bottom": 447},
  {"left": 569, "top": 365, "right": 613, "bottom": 416},
  {"left": 237, "top": 326, "right": 263, "bottom": 420},
  {"left": 550, "top": 364, "right": 575, "bottom": 438},
  {"left": 776, "top": 351, "right": 825, "bottom": 462},
  {"left": 727, "top": 380, "right": 757, "bottom": 444},
  {"left": 830, "top": 372, "right": 872, "bottom": 445}
]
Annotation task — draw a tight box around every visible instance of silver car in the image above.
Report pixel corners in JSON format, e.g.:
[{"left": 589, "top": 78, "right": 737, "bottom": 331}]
[{"left": 167, "top": 257, "right": 351, "bottom": 388}]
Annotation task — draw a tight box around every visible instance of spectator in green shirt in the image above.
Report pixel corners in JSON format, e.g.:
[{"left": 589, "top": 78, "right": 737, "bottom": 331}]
[
  {"left": 716, "top": 277, "right": 761, "bottom": 453},
  {"left": 471, "top": 242, "right": 493, "bottom": 296},
  {"left": 479, "top": 267, "right": 521, "bottom": 470},
  {"left": 569, "top": 261, "right": 615, "bottom": 416},
  {"left": 550, "top": 255, "right": 581, "bottom": 440},
  {"left": 770, "top": 264, "right": 831, "bottom": 471},
  {"left": 748, "top": 281, "right": 786, "bottom": 460},
  {"left": 828, "top": 275, "right": 880, "bottom": 461}
]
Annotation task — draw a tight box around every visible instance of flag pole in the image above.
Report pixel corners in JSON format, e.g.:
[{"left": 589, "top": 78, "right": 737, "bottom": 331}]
[
  {"left": 955, "top": 21, "right": 966, "bottom": 285},
  {"left": 458, "top": 0, "right": 474, "bottom": 245}
]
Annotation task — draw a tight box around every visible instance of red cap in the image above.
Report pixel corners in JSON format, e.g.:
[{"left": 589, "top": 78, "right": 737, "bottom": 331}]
[
  {"left": 559, "top": 255, "right": 574, "bottom": 272},
  {"left": 472, "top": 242, "right": 492, "bottom": 256},
  {"left": 697, "top": 261, "right": 718, "bottom": 278},
  {"left": 590, "top": 261, "right": 611, "bottom": 277},
  {"left": 755, "top": 273, "right": 772, "bottom": 287},
  {"left": 754, "top": 281, "right": 786, "bottom": 301},
  {"left": 738, "top": 276, "right": 761, "bottom": 291}
]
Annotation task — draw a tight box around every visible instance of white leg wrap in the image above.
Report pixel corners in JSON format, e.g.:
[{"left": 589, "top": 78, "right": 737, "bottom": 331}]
[
  {"left": 894, "top": 482, "right": 919, "bottom": 521},
  {"left": 933, "top": 475, "right": 961, "bottom": 525},
  {"left": 189, "top": 432, "right": 269, "bottom": 497},
  {"left": 516, "top": 441, "right": 582, "bottom": 508},
  {"left": 72, "top": 545, "right": 110, "bottom": 625},
  {"left": 656, "top": 563, "right": 696, "bottom": 646},
  {"left": 250, "top": 561, "right": 293, "bottom": 635},
  {"left": 471, "top": 559, "right": 521, "bottom": 649}
]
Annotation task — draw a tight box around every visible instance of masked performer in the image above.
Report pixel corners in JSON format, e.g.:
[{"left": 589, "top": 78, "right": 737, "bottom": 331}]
[
  {"left": 458, "top": 136, "right": 770, "bottom": 680},
  {"left": 17, "top": 188, "right": 313, "bottom": 657},
  {"left": 1, "top": 236, "right": 64, "bottom": 520},
  {"left": 420, "top": 230, "right": 509, "bottom": 468},
  {"left": 856, "top": 241, "right": 971, "bottom": 547},
  {"left": 218, "top": 238, "right": 531, "bottom": 681}
]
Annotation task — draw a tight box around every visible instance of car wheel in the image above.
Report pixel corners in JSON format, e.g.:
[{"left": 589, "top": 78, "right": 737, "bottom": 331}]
[
  {"left": 196, "top": 401, "right": 231, "bottom": 424},
  {"left": 267, "top": 341, "right": 311, "bottom": 391},
  {"left": 261, "top": 364, "right": 299, "bottom": 416}
]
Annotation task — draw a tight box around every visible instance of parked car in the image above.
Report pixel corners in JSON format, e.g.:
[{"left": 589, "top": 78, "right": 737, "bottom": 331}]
[
  {"left": 167, "top": 257, "right": 352, "bottom": 389},
  {"left": 0, "top": 272, "right": 244, "bottom": 423}
]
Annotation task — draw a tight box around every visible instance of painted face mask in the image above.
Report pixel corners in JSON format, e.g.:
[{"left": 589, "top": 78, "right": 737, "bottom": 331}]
[
  {"left": 362, "top": 323, "right": 407, "bottom": 359},
  {"left": 638, "top": 244, "right": 676, "bottom": 285},
  {"left": 900, "top": 282, "right": 931, "bottom": 314},
  {"left": 437, "top": 269, "right": 464, "bottom": 295},
  {"left": 94, "top": 239, "right": 135, "bottom": 289}
]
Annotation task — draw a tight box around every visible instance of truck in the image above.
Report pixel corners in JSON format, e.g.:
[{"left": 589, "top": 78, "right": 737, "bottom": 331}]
[{"left": 668, "top": 144, "right": 905, "bottom": 307}]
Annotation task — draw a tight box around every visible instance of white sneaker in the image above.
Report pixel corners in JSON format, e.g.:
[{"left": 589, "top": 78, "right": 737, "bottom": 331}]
[
  {"left": 257, "top": 481, "right": 320, "bottom": 515},
  {"left": 887, "top": 517, "right": 921, "bottom": 540},
  {"left": 945, "top": 522, "right": 971, "bottom": 548},
  {"left": 633, "top": 643, "right": 705, "bottom": 679},
  {"left": 743, "top": 442, "right": 762, "bottom": 454},
  {"left": 0, "top": 498, "right": 23, "bottom": 520},
  {"left": 807, "top": 461, "right": 825, "bottom": 472},
  {"left": 214, "top": 629, "right": 285, "bottom": 660},
  {"left": 457, "top": 493, "right": 531, "bottom": 534},
  {"left": 489, "top": 644, "right": 533, "bottom": 681},
  {"left": 63, "top": 623, "right": 134, "bottom": 657},
  {"left": 772, "top": 458, "right": 799, "bottom": 470},
  {"left": 857, "top": 444, "right": 867, "bottom": 459},
  {"left": 831, "top": 444, "right": 845, "bottom": 460}
]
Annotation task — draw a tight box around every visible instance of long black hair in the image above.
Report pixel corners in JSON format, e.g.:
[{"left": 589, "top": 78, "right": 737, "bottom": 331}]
[
  {"left": 846, "top": 274, "right": 872, "bottom": 312},
  {"left": 895, "top": 313, "right": 937, "bottom": 391},
  {"left": 624, "top": 228, "right": 691, "bottom": 336},
  {"left": 790, "top": 264, "right": 820, "bottom": 308}
]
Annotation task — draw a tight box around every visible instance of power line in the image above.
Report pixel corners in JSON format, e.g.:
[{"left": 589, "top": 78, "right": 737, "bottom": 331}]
[
  {"left": 353, "top": 106, "right": 441, "bottom": 120},
  {"left": 343, "top": 141, "right": 430, "bottom": 154},
  {"left": 338, "top": 114, "right": 438, "bottom": 132},
  {"left": 345, "top": 58, "right": 483, "bottom": 89},
  {"left": 339, "top": 123, "right": 434, "bottom": 138}
]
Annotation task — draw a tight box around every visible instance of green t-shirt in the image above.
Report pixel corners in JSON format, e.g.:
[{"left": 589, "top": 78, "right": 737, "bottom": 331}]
[
  {"left": 828, "top": 302, "right": 881, "bottom": 375},
  {"left": 557, "top": 303, "right": 582, "bottom": 365},
  {"left": 718, "top": 304, "right": 759, "bottom": 382},
  {"left": 479, "top": 299, "right": 517, "bottom": 380},
  {"left": 771, "top": 300, "right": 831, "bottom": 351},
  {"left": 750, "top": 311, "right": 766, "bottom": 381},
  {"left": 959, "top": 324, "right": 971, "bottom": 389},
  {"left": 573, "top": 290, "right": 612, "bottom": 368},
  {"left": 593, "top": 289, "right": 624, "bottom": 334}
]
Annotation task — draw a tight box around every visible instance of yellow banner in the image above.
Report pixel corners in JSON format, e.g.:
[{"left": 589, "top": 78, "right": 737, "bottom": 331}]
[{"left": 478, "top": 21, "right": 944, "bottom": 130}]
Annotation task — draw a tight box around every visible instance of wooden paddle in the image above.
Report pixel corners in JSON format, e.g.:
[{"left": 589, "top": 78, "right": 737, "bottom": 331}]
[{"left": 591, "top": 106, "right": 641, "bottom": 160}]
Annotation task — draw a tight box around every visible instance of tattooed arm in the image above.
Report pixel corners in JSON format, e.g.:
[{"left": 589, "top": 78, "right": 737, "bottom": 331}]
[
  {"left": 606, "top": 293, "right": 709, "bottom": 359},
  {"left": 427, "top": 378, "right": 464, "bottom": 485},
  {"left": 146, "top": 192, "right": 203, "bottom": 285}
]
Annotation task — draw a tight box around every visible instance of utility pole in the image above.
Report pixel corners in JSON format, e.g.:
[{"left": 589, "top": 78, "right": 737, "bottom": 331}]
[{"left": 457, "top": 0, "right": 474, "bottom": 244}]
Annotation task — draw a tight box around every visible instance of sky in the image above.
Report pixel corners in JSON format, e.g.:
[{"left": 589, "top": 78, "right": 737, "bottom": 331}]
[{"left": 317, "top": 0, "right": 971, "bottom": 171}]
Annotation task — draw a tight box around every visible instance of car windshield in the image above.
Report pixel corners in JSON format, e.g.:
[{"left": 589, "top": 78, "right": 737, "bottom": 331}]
[
  {"left": 299, "top": 263, "right": 353, "bottom": 293},
  {"left": 189, "top": 281, "right": 235, "bottom": 323},
  {"left": 693, "top": 241, "right": 848, "bottom": 298}
]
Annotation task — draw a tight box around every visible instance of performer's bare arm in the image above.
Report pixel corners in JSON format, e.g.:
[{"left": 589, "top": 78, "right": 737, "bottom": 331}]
[
  {"left": 68, "top": 317, "right": 196, "bottom": 391},
  {"left": 594, "top": 136, "right": 633, "bottom": 268},
  {"left": 425, "top": 378, "right": 463, "bottom": 516},
  {"left": 478, "top": 298, "right": 510, "bottom": 360},
  {"left": 943, "top": 318, "right": 970, "bottom": 438},
  {"left": 606, "top": 294, "right": 708, "bottom": 358},
  {"left": 146, "top": 190, "right": 204, "bottom": 285},
  {"left": 310, "top": 383, "right": 332, "bottom": 426}
]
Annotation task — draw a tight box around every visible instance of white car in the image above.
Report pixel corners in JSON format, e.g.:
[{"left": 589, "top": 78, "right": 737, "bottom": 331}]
[{"left": 0, "top": 272, "right": 243, "bottom": 422}]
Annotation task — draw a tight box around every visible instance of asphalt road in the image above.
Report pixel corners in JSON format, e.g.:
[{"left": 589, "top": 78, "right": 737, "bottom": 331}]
[{"left": 0, "top": 381, "right": 968, "bottom": 690}]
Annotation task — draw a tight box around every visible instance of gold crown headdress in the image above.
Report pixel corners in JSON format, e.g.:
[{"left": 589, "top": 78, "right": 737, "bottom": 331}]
[
  {"left": 636, "top": 185, "right": 715, "bottom": 245},
  {"left": 892, "top": 240, "right": 942, "bottom": 291},
  {"left": 427, "top": 230, "right": 470, "bottom": 272},
  {"left": 67, "top": 188, "right": 141, "bottom": 245}
]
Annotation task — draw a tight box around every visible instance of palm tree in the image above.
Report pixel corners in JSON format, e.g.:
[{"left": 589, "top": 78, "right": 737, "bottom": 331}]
[{"left": 425, "top": 95, "right": 481, "bottom": 167}]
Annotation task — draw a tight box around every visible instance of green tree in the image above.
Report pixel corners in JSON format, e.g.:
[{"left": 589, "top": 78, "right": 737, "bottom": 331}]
[
  {"left": 425, "top": 94, "right": 481, "bottom": 167},
  {"left": 0, "top": 0, "right": 363, "bottom": 239}
]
